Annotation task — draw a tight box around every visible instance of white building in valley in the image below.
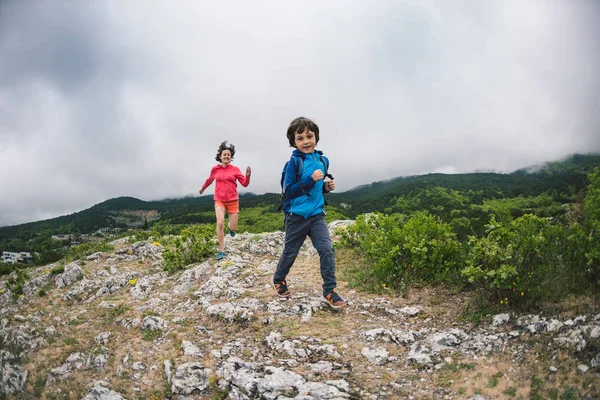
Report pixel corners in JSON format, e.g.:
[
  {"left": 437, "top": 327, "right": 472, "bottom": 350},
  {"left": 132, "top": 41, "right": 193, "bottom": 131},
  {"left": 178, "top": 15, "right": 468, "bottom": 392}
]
[{"left": 1, "top": 251, "right": 33, "bottom": 264}]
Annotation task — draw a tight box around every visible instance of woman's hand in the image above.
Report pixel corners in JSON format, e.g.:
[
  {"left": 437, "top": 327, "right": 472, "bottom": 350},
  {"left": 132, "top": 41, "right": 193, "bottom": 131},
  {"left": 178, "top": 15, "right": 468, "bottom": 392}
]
[
  {"left": 246, "top": 166, "right": 252, "bottom": 176},
  {"left": 199, "top": 189, "right": 204, "bottom": 195}
]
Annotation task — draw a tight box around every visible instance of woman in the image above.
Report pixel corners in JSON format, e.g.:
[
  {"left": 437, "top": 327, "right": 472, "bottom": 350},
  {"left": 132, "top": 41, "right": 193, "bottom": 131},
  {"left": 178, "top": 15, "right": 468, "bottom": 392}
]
[{"left": 199, "top": 141, "right": 251, "bottom": 259}]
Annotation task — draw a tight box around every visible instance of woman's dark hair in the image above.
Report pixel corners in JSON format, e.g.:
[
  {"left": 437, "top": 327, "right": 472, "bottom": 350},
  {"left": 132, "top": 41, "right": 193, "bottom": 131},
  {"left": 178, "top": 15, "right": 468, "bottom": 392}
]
[
  {"left": 215, "top": 140, "right": 236, "bottom": 162},
  {"left": 286, "top": 117, "right": 320, "bottom": 147}
]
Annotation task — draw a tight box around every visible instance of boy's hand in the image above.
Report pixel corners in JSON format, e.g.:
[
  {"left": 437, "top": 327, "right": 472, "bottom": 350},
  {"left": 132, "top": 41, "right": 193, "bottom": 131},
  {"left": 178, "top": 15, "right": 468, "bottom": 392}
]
[
  {"left": 312, "top": 170, "right": 324, "bottom": 181},
  {"left": 325, "top": 180, "right": 335, "bottom": 191}
]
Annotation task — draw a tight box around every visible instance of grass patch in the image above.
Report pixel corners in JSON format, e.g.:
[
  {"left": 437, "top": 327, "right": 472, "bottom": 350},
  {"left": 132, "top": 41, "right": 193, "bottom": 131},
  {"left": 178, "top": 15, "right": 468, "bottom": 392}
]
[
  {"left": 110, "top": 304, "right": 129, "bottom": 317},
  {"left": 446, "top": 362, "right": 476, "bottom": 372},
  {"left": 143, "top": 329, "right": 162, "bottom": 341},
  {"left": 33, "top": 375, "right": 46, "bottom": 397},
  {"left": 559, "top": 386, "right": 580, "bottom": 400},
  {"left": 503, "top": 386, "right": 517, "bottom": 397},
  {"left": 50, "top": 265, "right": 65, "bottom": 276},
  {"left": 142, "top": 310, "right": 159, "bottom": 318},
  {"left": 459, "top": 295, "right": 497, "bottom": 325},
  {"left": 486, "top": 372, "right": 503, "bottom": 388},
  {"left": 68, "top": 317, "right": 85, "bottom": 326},
  {"left": 336, "top": 248, "right": 386, "bottom": 294}
]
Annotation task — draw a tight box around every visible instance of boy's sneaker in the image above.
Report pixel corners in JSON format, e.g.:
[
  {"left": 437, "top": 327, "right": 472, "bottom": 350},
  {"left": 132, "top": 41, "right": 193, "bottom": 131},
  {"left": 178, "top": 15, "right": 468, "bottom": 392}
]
[
  {"left": 323, "top": 289, "right": 346, "bottom": 309},
  {"left": 216, "top": 251, "right": 226, "bottom": 260},
  {"left": 274, "top": 280, "right": 291, "bottom": 298}
]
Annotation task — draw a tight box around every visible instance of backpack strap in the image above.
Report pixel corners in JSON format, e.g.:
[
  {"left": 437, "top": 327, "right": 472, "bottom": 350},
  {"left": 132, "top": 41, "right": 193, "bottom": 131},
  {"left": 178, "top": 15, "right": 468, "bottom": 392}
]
[
  {"left": 277, "top": 155, "right": 303, "bottom": 211},
  {"left": 318, "top": 154, "right": 332, "bottom": 180},
  {"left": 292, "top": 154, "right": 304, "bottom": 182}
]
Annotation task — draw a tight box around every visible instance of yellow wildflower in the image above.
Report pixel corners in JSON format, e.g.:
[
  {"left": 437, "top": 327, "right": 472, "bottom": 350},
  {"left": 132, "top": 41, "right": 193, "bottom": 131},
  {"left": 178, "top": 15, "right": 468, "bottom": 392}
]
[
  {"left": 152, "top": 241, "right": 161, "bottom": 246},
  {"left": 521, "top": 292, "right": 524, "bottom": 296},
  {"left": 128, "top": 279, "right": 137, "bottom": 286}
]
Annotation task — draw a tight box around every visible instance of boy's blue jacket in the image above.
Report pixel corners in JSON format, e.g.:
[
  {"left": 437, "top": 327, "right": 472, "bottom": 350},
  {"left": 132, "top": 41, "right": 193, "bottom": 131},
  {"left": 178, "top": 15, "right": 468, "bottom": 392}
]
[{"left": 282, "top": 149, "right": 329, "bottom": 219}]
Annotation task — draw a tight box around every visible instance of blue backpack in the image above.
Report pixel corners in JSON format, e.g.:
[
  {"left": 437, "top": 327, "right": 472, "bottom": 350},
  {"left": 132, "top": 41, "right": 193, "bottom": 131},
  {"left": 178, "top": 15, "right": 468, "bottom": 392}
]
[{"left": 277, "top": 153, "right": 333, "bottom": 212}]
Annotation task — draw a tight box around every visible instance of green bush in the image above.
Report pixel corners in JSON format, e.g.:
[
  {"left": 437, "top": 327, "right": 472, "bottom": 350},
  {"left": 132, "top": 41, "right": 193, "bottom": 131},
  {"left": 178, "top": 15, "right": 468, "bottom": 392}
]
[
  {"left": 462, "top": 214, "right": 559, "bottom": 306},
  {"left": 0, "top": 262, "right": 13, "bottom": 276},
  {"left": 397, "top": 212, "right": 462, "bottom": 283},
  {"left": 584, "top": 167, "right": 600, "bottom": 223},
  {"left": 162, "top": 224, "right": 215, "bottom": 273},
  {"left": 64, "top": 241, "right": 114, "bottom": 263},
  {"left": 50, "top": 264, "right": 65, "bottom": 276},
  {"left": 6, "top": 266, "right": 30, "bottom": 302},
  {"left": 337, "top": 212, "right": 462, "bottom": 289},
  {"left": 558, "top": 223, "right": 597, "bottom": 292},
  {"left": 582, "top": 167, "right": 600, "bottom": 287},
  {"left": 128, "top": 230, "right": 152, "bottom": 243}
]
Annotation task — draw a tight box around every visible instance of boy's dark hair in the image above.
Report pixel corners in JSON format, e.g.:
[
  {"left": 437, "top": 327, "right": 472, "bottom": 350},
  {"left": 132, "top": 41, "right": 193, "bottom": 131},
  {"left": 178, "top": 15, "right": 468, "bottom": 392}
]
[
  {"left": 215, "top": 140, "right": 236, "bottom": 162},
  {"left": 286, "top": 117, "right": 320, "bottom": 147}
]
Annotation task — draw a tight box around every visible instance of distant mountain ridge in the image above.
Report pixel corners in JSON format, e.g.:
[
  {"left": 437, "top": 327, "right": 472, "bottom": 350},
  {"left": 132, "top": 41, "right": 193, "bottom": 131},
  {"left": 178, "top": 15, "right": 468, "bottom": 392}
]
[{"left": 1, "top": 153, "right": 599, "bottom": 242}]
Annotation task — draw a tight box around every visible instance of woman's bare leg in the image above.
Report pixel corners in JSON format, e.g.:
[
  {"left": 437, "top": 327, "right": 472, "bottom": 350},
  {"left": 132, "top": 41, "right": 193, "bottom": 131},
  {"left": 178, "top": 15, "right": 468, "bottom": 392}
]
[
  {"left": 228, "top": 213, "right": 239, "bottom": 232},
  {"left": 215, "top": 206, "right": 226, "bottom": 252}
]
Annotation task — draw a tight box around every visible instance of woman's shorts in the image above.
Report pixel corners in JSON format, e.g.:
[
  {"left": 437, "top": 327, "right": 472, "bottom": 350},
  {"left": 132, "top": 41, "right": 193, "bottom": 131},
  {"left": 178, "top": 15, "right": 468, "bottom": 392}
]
[{"left": 215, "top": 200, "right": 239, "bottom": 214}]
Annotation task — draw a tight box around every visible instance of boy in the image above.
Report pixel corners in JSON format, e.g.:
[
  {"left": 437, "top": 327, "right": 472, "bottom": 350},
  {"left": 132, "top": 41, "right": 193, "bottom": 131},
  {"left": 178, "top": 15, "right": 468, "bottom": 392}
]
[{"left": 273, "top": 117, "right": 346, "bottom": 309}]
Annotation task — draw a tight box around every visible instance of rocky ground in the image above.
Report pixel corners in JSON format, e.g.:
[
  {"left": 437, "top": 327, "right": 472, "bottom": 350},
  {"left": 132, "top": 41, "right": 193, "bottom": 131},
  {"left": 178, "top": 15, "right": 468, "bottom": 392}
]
[{"left": 1, "top": 223, "right": 599, "bottom": 399}]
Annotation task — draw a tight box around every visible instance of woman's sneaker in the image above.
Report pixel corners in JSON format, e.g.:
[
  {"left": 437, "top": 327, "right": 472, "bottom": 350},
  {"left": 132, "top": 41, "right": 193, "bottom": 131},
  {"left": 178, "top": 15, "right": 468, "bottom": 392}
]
[
  {"left": 227, "top": 225, "right": 236, "bottom": 237},
  {"left": 323, "top": 289, "right": 346, "bottom": 309},
  {"left": 274, "top": 280, "right": 291, "bottom": 298},
  {"left": 216, "top": 251, "right": 226, "bottom": 260}
]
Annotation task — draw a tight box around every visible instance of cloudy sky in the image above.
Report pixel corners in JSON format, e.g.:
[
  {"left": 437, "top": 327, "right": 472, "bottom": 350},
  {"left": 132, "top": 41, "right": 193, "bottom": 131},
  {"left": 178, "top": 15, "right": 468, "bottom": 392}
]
[{"left": 1, "top": 0, "right": 599, "bottom": 227}]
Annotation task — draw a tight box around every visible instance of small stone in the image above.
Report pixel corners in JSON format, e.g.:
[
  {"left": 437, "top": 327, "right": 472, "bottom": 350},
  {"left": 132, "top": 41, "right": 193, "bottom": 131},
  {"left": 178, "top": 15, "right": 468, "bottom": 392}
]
[
  {"left": 492, "top": 313, "right": 510, "bottom": 326},
  {"left": 549, "top": 366, "right": 558, "bottom": 373}
]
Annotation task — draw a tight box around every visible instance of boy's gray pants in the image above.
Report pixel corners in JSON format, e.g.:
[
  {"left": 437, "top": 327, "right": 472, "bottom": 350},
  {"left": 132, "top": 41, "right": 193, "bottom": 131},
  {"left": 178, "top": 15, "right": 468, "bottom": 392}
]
[{"left": 273, "top": 213, "right": 337, "bottom": 292}]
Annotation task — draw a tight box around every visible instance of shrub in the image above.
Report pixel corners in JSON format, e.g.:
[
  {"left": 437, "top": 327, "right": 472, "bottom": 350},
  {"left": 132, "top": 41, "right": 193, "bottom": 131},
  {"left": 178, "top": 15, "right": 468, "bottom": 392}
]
[
  {"left": 582, "top": 167, "right": 600, "bottom": 286},
  {"left": 50, "top": 264, "right": 65, "bottom": 276},
  {"left": 337, "top": 212, "right": 462, "bottom": 289},
  {"left": 462, "top": 214, "right": 559, "bottom": 306},
  {"left": 584, "top": 167, "right": 600, "bottom": 223},
  {"left": 162, "top": 224, "right": 215, "bottom": 273},
  {"left": 0, "top": 262, "right": 12, "bottom": 276},
  {"left": 6, "top": 266, "right": 30, "bottom": 302},
  {"left": 64, "top": 242, "right": 114, "bottom": 263}
]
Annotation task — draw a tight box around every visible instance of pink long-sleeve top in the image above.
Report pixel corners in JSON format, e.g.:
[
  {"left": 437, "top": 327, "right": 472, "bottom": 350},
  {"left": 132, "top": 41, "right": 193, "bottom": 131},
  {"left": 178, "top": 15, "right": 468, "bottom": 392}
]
[{"left": 201, "top": 164, "right": 250, "bottom": 201}]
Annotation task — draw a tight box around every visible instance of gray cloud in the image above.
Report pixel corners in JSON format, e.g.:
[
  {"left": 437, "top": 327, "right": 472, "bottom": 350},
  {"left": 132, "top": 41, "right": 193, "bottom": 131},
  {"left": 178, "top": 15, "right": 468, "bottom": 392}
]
[{"left": 1, "top": 0, "right": 599, "bottom": 226}]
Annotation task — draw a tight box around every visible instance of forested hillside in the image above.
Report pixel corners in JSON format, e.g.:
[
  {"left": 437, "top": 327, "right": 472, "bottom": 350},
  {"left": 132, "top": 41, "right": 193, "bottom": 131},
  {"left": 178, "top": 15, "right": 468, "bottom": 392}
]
[{"left": 1, "top": 154, "right": 599, "bottom": 266}]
